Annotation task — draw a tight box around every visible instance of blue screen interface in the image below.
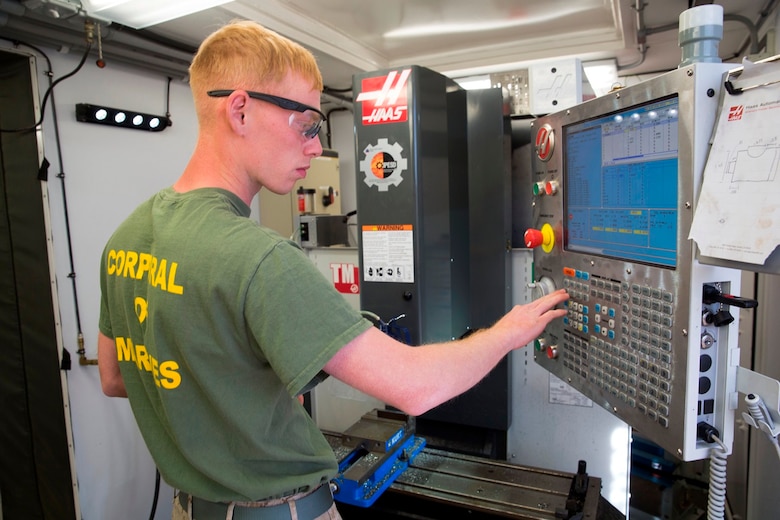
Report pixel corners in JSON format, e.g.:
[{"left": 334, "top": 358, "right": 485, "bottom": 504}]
[{"left": 564, "top": 96, "right": 679, "bottom": 268}]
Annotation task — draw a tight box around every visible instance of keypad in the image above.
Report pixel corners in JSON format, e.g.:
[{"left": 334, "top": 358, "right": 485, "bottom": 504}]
[{"left": 562, "top": 271, "right": 674, "bottom": 429}]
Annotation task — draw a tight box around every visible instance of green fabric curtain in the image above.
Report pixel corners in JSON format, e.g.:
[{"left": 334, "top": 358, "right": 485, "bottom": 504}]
[{"left": 0, "top": 49, "right": 77, "bottom": 520}]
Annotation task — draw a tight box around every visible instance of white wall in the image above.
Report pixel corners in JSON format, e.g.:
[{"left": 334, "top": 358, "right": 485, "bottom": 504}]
[
  {"left": 0, "top": 39, "right": 357, "bottom": 520},
  {"left": 37, "top": 46, "right": 196, "bottom": 520},
  {"left": 325, "top": 109, "right": 360, "bottom": 245}
]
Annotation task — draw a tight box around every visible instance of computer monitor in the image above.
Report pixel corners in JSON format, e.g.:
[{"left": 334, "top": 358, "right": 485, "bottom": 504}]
[{"left": 564, "top": 96, "right": 679, "bottom": 268}]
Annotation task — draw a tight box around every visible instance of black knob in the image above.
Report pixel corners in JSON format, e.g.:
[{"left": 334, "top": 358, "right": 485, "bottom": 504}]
[{"left": 699, "top": 377, "right": 712, "bottom": 394}]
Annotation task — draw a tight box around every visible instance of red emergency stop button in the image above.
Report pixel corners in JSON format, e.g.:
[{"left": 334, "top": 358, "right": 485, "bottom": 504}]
[
  {"left": 546, "top": 345, "right": 558, "bottom": 359},
  {"left": 524, "top": 223, "right": 555, "bottom": 253},
  {"left": 524, "top": 229, "right": 543, "bottom": 248}
]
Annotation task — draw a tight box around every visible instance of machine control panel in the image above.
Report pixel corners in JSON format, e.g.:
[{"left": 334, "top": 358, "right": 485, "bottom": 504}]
[{"left": 528, "top": 63, "right": 743, "bottom": 461}]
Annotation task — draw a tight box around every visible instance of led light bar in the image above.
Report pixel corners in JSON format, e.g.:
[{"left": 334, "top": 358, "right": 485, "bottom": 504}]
[{"left": 75, "top": 103, "right": 171, "bottom": 132}]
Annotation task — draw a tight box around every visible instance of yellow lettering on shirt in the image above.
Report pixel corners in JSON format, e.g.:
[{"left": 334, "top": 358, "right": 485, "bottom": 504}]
[
  {"left": 159, "top": 361, "right": 181, "bottom": 389},
  {"left": 137, "top": 253, "right": 153, "bottom": 281},
  {"left": 116, "top": 336, "right": 135, "bottom": 362},
  {"left": 107, "top": 249, "right": 123, "bottom": 276},
  {"left": 135, "top": 343, "right": 151, "bottom": 372},
  {"left": 153, "top": 259, "right": 168, "bottom": 291},
  {"left": 148, "top": 256, "right": 158, "bottom": 285},
  {"left": 123, "top": 251, "right": 139, "bottom": 278},
  {"left": 134, "top": 297, "right": 148, "bottom": 324},
  {"left": 151, "top": 357, "right": 160, "bottom": 386},
  {"left": 167, "top": 263, "right": 183, "bottom": 295},
  {"left": 106, "top": 249, "right": 184, "bottom": 295},
  {"left": 114, "top": 336, "right": 182, "bottom": 390}
]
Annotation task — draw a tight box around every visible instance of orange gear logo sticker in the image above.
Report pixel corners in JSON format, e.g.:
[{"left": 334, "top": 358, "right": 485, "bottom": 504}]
[{"left": 360, "top": 138, "right": 408, "bottom": 192}]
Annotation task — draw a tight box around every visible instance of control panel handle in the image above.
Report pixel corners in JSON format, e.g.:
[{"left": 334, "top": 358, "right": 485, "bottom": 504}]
[
  {"left": 703, "top": 284, "right": 758, "bottom": 309},
  {"left": 529, "top": 276, "right": 557, "bottom": 300}
]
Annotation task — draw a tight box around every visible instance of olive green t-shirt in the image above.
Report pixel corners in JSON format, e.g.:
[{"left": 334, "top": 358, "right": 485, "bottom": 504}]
[{"left": 99, "top": 187, "right": 371, "bottom": 502}]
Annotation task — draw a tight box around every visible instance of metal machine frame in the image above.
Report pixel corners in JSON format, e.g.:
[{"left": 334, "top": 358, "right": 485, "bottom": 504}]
[{"left": 353, "top": 66, "right": 512, "bottom": 448}]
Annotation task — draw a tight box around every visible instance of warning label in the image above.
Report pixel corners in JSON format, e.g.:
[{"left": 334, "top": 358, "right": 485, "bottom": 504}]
[{"left": 361, "top": 225, "right": 414, "bottom": 283}]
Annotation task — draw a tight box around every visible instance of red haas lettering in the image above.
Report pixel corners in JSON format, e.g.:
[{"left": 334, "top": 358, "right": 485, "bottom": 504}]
[
  {"left": 357, "top": 69, "right": 411, "bottom": 125},
  {"left": 366, "top": 106, "right": 406, "bottom": 123}
]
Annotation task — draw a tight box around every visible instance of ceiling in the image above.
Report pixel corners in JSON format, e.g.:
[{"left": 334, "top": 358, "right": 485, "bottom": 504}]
[
  {"left": 151, "top": 0, "right": 773, "bottom": 88},
  {"left": 1, "top": 0, "right": 776, "bottom": 100}
]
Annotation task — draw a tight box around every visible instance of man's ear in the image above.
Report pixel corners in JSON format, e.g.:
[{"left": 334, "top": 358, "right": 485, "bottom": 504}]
[{"left": 226, "top": 91, "right": 249, "bottom": 135}]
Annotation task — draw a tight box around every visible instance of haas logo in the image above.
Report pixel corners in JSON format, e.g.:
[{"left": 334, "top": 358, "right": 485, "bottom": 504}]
[
  {"left": 728, "top": 105, "right": 744, "bottom": 121},
  {"left": 356, "top": 69, "right": 411, "bottom": 125},
  {"left": 535, "top": 124, "right": 555, "bottom": 162}
]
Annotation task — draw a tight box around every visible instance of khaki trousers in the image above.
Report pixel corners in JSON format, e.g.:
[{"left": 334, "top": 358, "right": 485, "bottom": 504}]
[{"left": 171, "top": 492, "right": 342, "bottom": 520}]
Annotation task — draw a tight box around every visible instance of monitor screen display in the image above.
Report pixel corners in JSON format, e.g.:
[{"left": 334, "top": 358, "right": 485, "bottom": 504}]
[{"left": 563, "top": 96, "right": 679, "bottom": 268}]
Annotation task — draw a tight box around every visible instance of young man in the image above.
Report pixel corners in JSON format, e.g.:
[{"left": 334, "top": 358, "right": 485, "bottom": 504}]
[{"left": 98, "top": 20, "right": 568, "bottom": 520}]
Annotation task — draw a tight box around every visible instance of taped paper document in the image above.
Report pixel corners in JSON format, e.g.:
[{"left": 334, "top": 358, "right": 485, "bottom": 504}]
[{"left": 690, "top": 58, "right": 780, "bottom": 264}]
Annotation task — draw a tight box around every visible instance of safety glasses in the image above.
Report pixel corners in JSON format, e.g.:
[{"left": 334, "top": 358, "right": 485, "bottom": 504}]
[{"left": 207, "top": 89, "right": 326, "bottom": 139}]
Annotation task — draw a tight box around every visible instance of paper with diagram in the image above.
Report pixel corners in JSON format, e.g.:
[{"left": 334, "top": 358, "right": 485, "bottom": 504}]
[{"left": 689, "top": 58, "right": 780, "bottom": 265}]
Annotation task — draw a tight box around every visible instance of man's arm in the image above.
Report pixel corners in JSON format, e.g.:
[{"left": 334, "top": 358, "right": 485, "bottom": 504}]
[
  {"left": 324, "top": 288, "right": 568, "bottom": 416},
  {"left": 98, "top": 331, "right": 127, "bottom": 397}
]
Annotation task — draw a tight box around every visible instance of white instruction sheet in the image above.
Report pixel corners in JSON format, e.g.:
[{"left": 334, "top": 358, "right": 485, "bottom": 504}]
[{"left": 689, "top": 58, "right": 780, "bottom": 264}]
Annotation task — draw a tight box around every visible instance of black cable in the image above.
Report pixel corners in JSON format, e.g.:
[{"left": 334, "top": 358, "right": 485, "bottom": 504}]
[
  {"left": 148, "top": 468, "right": 160, "bottom": 520},
  {"left": 323, "top": 85, "right": 353, "bottom": 93},
  {"left": 324, "top": 106, "right": 350, "bottom": 149},
  {"left": 115, "top": 22, "right": 198, "bottom": 55},
  {"left": 322, "top": 87, "right": 353, "bottom": 104},
  {"left": 164, "top": 76, "right": 173, "bottom": 126},
  {"left": 0, "top": 37, "right": 92, "bottom": 133}
]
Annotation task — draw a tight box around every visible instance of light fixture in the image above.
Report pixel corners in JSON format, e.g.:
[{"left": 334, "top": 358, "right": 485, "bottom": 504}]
[
  {"left": 76, "top": 103, "right": 170, "bottom": 132},
  {"left": 583, "top": 59, "right": 620, "bottom": 97},
  {"left": 454, "top": 75, "right": 492, "bottom": 90},
  {"left": 80, "top": 0, "right": 232, "bottom": 30}
]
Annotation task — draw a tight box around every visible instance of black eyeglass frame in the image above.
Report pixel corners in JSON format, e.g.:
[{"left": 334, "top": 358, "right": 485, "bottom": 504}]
[{"left": 207, "top": 89, "right": 326, "bottom": 127}]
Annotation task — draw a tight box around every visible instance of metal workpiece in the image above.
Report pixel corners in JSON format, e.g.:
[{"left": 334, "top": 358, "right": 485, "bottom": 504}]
[
  {"left": 341, "top": 410, "right": 416, "bottom": 453},
  {"left": 390, "top": 449, "right": 601, "bottom": 520}
]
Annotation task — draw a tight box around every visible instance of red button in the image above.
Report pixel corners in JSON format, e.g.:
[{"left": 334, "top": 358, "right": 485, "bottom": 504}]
[{"left": 524, "top": 228, "right": 544, "bottom": 248}]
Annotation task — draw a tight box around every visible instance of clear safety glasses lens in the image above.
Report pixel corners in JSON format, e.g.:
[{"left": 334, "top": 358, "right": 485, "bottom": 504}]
[{"left": 289, "top": 111, "right": 324, "bottom": 139}]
